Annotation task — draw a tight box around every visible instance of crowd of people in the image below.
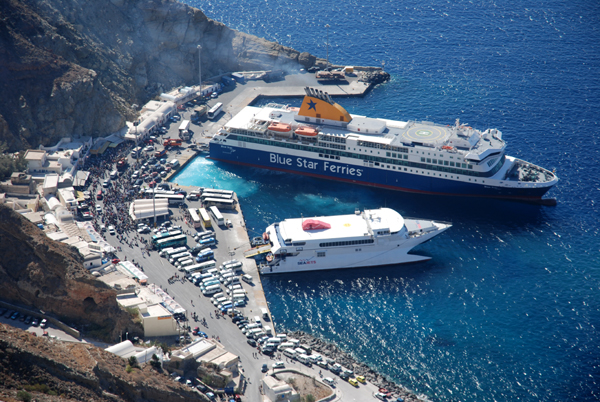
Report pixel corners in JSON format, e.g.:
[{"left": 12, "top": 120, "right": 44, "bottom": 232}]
[{"left": 81, "top": 142, "right": 153, "bottom": 251}]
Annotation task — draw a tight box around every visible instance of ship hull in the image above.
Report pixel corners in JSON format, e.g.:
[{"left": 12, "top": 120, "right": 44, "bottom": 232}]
[{"left": 209, "top": 143, "right": 553, "bottom": 200}]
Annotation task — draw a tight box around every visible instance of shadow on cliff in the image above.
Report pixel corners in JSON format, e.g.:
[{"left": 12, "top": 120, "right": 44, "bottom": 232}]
[{"left": 0, "top": 205, "right": 142, "bottom": 342}]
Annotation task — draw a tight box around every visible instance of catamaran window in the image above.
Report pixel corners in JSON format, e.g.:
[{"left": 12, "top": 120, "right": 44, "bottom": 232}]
[
  {"left": 319, "top": 239, "right": 374, "bottom": 247},
  {"left": 292, "top": 242, "right": 306, "bottom": 246},
  {"left": 317, "top": 252, "right": 326, "bottom": 257}
]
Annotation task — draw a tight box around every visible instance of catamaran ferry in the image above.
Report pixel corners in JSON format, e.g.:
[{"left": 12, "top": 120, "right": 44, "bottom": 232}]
[
  {"left": 258, "top": 208, "right": 451, "bottom": 275},
  {"left": 209, "top": 87, "right": 558, "bottom": 201}
]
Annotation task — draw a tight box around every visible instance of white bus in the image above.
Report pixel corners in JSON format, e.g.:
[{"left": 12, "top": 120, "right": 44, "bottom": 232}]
[
  {"left": 189, "top": 208, "right": 202, "bottom": 228},
  {"left": 163, "top": 247, "right": 187, "bottom": 258},
  {"left": 202, "top": 284, "right": 221, "bottom": 296},
  {"left": 184, "top": 263, "right": 205, "bottom": 275},
  {"left": 208, "top": 206, "right": 224, "bottom": 226},
  {"left": 202, "top": 189, "right": 234, "bottom": 197},
  {"left": 203, "top": 198, "right": 236, "bottom": 210},
  {"left": 201, "top": 192, "right": 234, "bottom": 201},
  {"left": 207, "top": 102, "right": 223, "bottom": 120},
  {"left": 177, "top": 258, "right": 195, "bottom": 269},
  {"left": 196, "top": 260, "right": 217, "bottom": 272}
]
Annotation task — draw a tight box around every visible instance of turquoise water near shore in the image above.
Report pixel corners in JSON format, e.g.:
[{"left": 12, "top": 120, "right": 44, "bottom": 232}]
[{"left": 175, "top": 0, "right": 600, "bottom": 400}]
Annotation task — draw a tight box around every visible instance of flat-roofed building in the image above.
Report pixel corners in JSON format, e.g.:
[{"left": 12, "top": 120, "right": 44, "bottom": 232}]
[{"left": 139, "top": 303, "right": 179, "bottom": 337}]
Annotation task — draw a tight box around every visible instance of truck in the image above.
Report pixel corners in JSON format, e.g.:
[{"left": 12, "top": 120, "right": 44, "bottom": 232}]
[
  {"left": 116, "top": 158, "right": 127, "bottom": 170},
  {"left": 221, "top": 75, "right": 236, "bottom": 86},
  {"left": 178, "top": 120, "right": 190, "bottom": 134},
  {"left": 194, "top": 105, "right": 208, "bottom": 117},
  {"left": 316, "top": 70, "right": 346, "bottom": 82},
  {"left": 154, "top": 149, "right": 167, "bottom": 158},
  {"left": 163, "top": 138, "right": 182, "bottom": 147}
]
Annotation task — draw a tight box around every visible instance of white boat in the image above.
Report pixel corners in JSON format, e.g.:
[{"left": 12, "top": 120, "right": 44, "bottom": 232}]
[{"left": 259, "top": 208, "right": 451, "bottom": 275}]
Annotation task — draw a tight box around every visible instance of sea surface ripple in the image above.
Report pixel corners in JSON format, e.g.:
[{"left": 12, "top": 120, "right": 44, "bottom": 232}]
[{"left": 176, "top": 0, "right": 600, "bottom": 400}]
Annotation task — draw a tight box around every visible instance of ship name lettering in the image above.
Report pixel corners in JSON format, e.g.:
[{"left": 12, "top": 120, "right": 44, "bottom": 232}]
[
  {"left": 270, "top": 153, "right": 292, "bottom": 166},
  {"left": 323, "top": 161, "right": 363, "bottom": 177},
  {"left": 296, "top": 158, "right": 319, "bottom": 169}
]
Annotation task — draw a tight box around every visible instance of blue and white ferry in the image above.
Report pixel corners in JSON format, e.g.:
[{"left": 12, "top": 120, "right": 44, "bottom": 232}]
[{"left": 209, "top": 88, "right": 558, "bottom": 201}]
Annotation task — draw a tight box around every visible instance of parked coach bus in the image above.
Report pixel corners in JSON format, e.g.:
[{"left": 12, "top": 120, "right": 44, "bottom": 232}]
[
  {"left": 189, "top": 208, "right": 202, "bottom": 229},
  {"left": 155, "top": 234, "right": 187, "bottom": 250},
  {"left": 207, "top": 102, "right": 223, "bottom": 120},
  {"left": 199, "top": 207, "right": 211, "bottom": 228}
]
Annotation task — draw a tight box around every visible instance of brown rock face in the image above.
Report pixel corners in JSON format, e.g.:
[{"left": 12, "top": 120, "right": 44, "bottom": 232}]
[
  {"left": 0, "top": 324, "right": 205, "bottom": 401},
  {"left": 0, "top": 204, "right": 141, "bottom": 341},
  {"left": 0, "top": 0, "right": 316, "bottom": 151}
]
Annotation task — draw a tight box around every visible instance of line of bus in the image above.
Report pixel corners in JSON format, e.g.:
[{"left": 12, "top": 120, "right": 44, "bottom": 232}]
[
  {"left": 151, "top": 230, "right": 183, "bottom": 246},
  {"left": 207, "top": 102, "right": 223, "bottom": 120},
  {"left": 155, "top": 234, "right": 187, "bottom": 250},
  {"left": 199, "top": 207, "right": 211, "bottom": 228},
  {"left": 189, "top": 208, "right": 202, "bottom": 229},
  {"left": 203, "top": 197, "right": 236, "bottom": 210},
  {"left": 200, "top": 192, "right": 234, "bottom": 201},
  {"left": 201, "top": 189, "right": 234, "bottom": 197}
]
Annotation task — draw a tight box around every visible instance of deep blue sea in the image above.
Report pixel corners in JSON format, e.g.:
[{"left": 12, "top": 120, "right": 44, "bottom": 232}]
[{"left": 176, "top": 0, "right": 600, "bottom": 400}]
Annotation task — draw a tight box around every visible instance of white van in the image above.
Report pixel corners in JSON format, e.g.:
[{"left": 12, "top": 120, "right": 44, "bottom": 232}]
[
  {"left": 110, "top": 170, "right": 118, "bottom": 180},
  {"left": 276, "top": 333, "right": 288, "bottom": 341},
  {"left": 308, "top": 354, "right": 321, "bottom": 364},
  {"left": 266, "top": 337, "right": 281, "bottom": 345},
  {"left": 283, "top": 348, "right": 297, "bottom": 359},
  {"left": 278, "top": 342, "right": 294, "bottom": 351},
  {"left": 242, "top": 274, "right": 253, "bottom": 284},
  {"left": 253, "top": 316, "right": 262, "bottom": 327},
  {"left": 323, "top": 377, "right": 335, "bottom": 387},
  {"left": 260, "top": 308, "right": 269, "bottom": 320},
  {"left": 294, "top": 347, "right": 307, "bottom": 356},
  {"left": 297, "top": 354, "right": 311, "bottom": 365},
  {"left": 170, "top": 159, "right": 180, "bottom": 168},
  {"left": 288, "top": 338, "right": 300, "bottom": 347}
]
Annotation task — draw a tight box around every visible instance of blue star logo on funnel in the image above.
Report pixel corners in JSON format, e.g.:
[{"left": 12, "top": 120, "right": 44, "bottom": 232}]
[{"left": 307, "top": 99, "right": 317, "bottom": 111}]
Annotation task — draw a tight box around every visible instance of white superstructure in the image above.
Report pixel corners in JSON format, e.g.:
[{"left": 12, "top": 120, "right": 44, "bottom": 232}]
[{"left": 259, "top": 208, "right": 451, "bottom": 274}]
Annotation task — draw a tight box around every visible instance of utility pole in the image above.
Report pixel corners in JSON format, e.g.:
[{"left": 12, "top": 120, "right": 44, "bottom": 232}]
[
  {"left": 197, "top": 45, "right": 202, "bottom": 86},
  {"left": 325, "top": 25, "right": 330, "bottom": 69}
]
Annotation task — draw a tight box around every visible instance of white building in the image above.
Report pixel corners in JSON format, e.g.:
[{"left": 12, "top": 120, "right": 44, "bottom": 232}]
[
  {"left": 129, "top": 198, "right": 170, "bottom": 221},
  {"left": 262, "top": 376, "right": 300, "bottom": 402},
  {"left": 139, "top": 303, "right": 179, "bottom": 337},
  {"left": 25, "top": 150, "right": 62, "bottom": 177}
]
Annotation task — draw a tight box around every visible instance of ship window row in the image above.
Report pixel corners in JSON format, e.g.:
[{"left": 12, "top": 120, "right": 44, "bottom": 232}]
[
  {"left": 318, "top": 142, "right": 346, "bottom": 150},
  {"left": 320, "top": 239, "right": 374, "bottom": 248},
  {"left": 385, "top": 152, "right": 409, "bottom": 160},
  {"left": 421, "top": 157, "right": 473, "bottom": 169},
  {"left": 359, "top": 141, "right": 408, "bottom": 153},
  {"left": 227, "top": 134, "right": 504, "bottom": 178},
  {"left": 318, "top": 135, "right": 346, "bottom": 144}
]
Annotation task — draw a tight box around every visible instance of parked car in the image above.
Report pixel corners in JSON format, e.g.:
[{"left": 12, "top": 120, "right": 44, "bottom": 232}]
[
  {"left": 11, "top": 312, "right": 19, "bottom": 320},
  {"left": 247, "top": 339, "right": 257, "bottom": 347},
  {"left": 261, "top": 363, "right": 268, "bottom": 372},
  {"left": 40, "top": 319, "right": 47, "bottom": 328},
  {"left": 272, "top": 361, "right": 285, "bottom": 369},
  {"left": 108, "top": 225, "right": 116, "bottom": 235}
]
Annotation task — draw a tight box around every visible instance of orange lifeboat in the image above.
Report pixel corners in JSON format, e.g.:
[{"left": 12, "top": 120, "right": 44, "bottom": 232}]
[
  {"left": 442, "top": 145, "right": 454, "bottom": 150},
  {"left": 268, "top": 122, "right": 292, "bottom": 133},
  {"left": 295, "top": 126, "right": 319, "bottom": 137}
]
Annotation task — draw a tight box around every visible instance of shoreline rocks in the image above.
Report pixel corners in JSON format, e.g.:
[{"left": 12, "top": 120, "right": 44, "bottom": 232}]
[{"left": 288, "top": 330, "right": 425, "bottom": 402}]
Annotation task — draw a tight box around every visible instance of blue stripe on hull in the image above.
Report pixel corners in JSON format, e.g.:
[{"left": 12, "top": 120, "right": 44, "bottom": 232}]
[{"left": 209, "top": 144, "right": 551, "bottom": 199}]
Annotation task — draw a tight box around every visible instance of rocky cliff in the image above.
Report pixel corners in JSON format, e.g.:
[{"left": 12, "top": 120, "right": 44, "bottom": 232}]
[
  {"left": 0, "top": 324, "right": 204, "bottom": 402},
  {"left": 0, "top": 0, "right": 317, "bottom": 151},
  {"left": 0, "top": 204, "right": 141, "bottom": 341}
]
